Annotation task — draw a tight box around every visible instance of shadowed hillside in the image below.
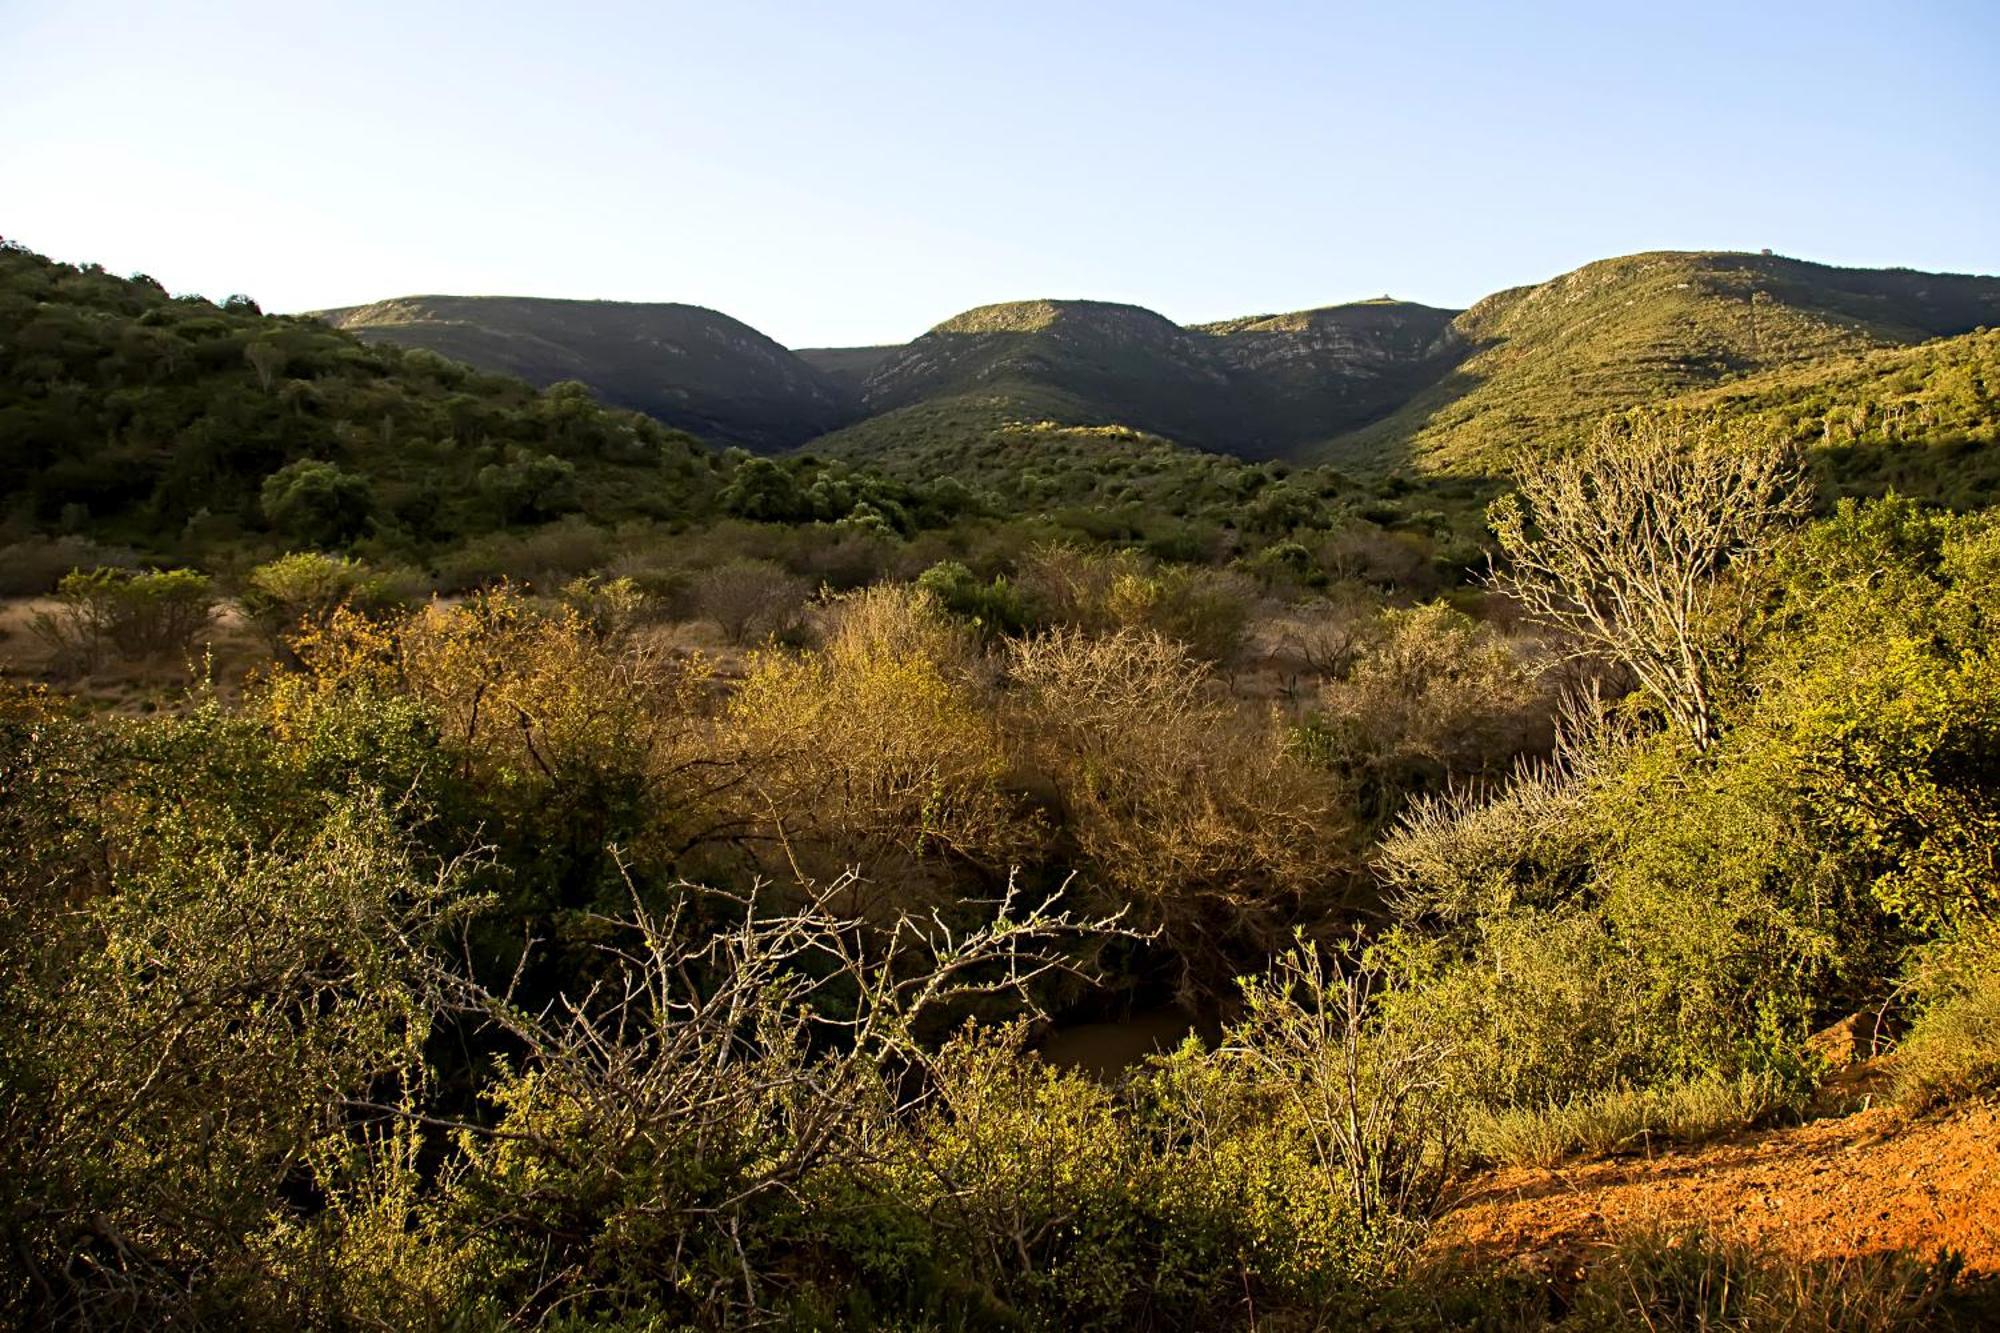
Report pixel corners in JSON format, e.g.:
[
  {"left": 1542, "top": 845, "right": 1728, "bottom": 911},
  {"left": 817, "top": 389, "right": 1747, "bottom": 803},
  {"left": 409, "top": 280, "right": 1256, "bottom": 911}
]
[
  {"left": 317, "top": 295, "right": 861, "bottom": 450},
  {"left": 793, "top": 344, "right": 902, "bottom": 393},
  {"left": 818, "top": 296, "right": 1465, "bottom": 462}
]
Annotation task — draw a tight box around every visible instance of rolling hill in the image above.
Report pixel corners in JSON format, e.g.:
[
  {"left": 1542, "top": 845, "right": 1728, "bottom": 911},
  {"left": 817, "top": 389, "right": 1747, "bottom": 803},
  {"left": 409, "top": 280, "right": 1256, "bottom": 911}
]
[
  {"left": 0, "top": 244, "right": 728, "bottom": 554},
  {"left": 316, "top": 295, "right": 860, "bottom": 450},
  {"left": 812, "top": 296, "right": 1464, "bottom": 462},
  {"left": 1312, "top": 251, "right": 2000, "bottom": 471},
  {"left": 314, "top": 252, "right": 2000, "bottom": 477}
]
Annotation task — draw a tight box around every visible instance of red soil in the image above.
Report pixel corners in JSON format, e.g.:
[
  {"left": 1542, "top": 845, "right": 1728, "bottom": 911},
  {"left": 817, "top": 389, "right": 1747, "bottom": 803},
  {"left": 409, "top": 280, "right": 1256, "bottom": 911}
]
[{"left": 1433, "top": 1101, "right": 2000, "bottom": 1278}]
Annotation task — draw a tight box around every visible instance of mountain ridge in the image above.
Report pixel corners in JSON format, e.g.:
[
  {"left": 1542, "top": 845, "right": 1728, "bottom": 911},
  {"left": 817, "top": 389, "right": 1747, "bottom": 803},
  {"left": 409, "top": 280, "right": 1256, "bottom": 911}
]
[
  {"left": 316, "top": 294, "right": 860, "bottom": 450},
  {"left": 315, "top": 250, "right": 2000, "bottom": 473}
]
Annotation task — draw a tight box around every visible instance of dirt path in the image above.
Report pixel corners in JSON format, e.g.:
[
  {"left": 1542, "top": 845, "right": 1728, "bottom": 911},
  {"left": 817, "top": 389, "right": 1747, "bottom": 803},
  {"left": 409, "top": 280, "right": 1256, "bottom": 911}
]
[{"left": 1432, "top": 1101, "right": 2000, "bottom": 1278}]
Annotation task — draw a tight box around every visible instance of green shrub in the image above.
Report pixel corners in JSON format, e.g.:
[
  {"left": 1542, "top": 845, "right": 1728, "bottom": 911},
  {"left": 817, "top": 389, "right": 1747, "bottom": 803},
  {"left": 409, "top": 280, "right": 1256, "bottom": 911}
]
[
  {"left": 28, "top": 565, "right": 216, "bottom": 670},
  {"left": 261, "top": 458, "right": 375, "bottom": 545},
  {"left": 241, "top": 551, "right": 420, "bottom": 645},
  {"left": 1893, "top": 920, "right": 2000, "bottom": 1108},
  {"left": 914, "top": 559, "right": 1029, "bottom": 636}
]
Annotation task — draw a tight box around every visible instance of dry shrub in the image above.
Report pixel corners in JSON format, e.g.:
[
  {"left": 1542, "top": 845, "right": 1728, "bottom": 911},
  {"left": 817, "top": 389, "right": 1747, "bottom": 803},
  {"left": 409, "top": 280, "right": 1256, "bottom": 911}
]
[
  {"left": 1565, "top": 1226, "right": 1963, "bottom": 1332},
  {"left": 1017, "top": 543, "right": 1256, "bottom": 664},
  {"left": 1265, "top": 583, "right": 1380, "bottom": 684},
  {"left": 1006, "top": 626, "right": 1353, "bottom": 995},
  {"left": 409, "top": 874, "right": 1118, "bottom": 1327},
  {"left": 1490, "top": 412, "right": 1809, "bottom": 749},
  {"left": 724, "top": 585, "right": 1037, "bottom": 890},
  {"left": 1377, "top": 694, "right": 1630, "bottom": 927},
  {"left": 273, "top": 588, "right": 725, "bottom": 876},
  {"left": 690, "top": 557, "right": 809, "bottom": 644},
  {"left": 1311, "top": 601, "right": 1551, "bottom": 821},
  {"left": 1227, "top": 940, "right": 1463, "bottom": 1248}
]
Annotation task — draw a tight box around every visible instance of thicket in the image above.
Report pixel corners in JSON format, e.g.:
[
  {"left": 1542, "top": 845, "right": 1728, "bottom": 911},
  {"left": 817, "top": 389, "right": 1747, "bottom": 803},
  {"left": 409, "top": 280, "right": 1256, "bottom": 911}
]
[
  {"left": 0, "top": 242, "right": 1495, "bottom": 612},
  {"left": 6, "top": 259, "right": 2000, "bottom": 1329}
]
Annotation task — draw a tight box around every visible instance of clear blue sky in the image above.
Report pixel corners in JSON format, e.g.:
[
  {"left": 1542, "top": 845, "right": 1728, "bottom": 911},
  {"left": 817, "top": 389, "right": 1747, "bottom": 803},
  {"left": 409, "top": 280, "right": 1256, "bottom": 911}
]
[{"left": 4, "top": 1, "right": 1996, "bottom": 347}]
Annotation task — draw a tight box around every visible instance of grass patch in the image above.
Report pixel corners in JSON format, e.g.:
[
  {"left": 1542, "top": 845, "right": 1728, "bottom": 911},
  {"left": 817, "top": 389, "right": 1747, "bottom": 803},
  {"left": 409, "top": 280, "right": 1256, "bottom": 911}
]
[
  {"left": 1469, "top": 1072, "right": 1795, "bottom": 1169},
  {"left": 1562, "top": 1226, "right": 1975, "bottom": 1332},
  {"left": 1895, "top": 923, "right": 2000, "bottom": 1109}
]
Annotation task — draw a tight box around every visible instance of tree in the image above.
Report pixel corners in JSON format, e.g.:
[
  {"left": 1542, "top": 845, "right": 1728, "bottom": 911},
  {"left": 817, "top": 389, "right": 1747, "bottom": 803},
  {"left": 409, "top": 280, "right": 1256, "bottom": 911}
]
[
  {"left": 260, "top": 459, "right": 374, "bottom": 547},
  {"left": 718, "top": 457, "right": 810, "bottom": 522},
  {"left": 690, "top": 559, "right": 808, "bottom": 645},
  {"left": 1488, "top": 414, "right": 1808, "bottom": 749}
]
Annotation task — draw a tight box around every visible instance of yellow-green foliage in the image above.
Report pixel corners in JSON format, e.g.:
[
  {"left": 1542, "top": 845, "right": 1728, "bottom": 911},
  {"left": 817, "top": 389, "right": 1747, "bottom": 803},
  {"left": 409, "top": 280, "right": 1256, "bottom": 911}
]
[
  {"left": 726, "top": 584, "right": 1036, "bottom": 884},
  {"left": 871, "top": 1025, "right": 1366, "bottom": 1328},
  {"left": 241, "top": 550, "right": 419, "bottom": 646},
  {"left": 1893, "top": 919, "right": 2000, "bottom": 1108},
  {"left": 1468, "top": 1071, "right": 1793, "bottom": 1169},
  {"left": 1322, "top": 250, "right": 1996, "bottom": 473},
  {"left": 0, "top": 724, "right": 457, "bottom": 1324}
]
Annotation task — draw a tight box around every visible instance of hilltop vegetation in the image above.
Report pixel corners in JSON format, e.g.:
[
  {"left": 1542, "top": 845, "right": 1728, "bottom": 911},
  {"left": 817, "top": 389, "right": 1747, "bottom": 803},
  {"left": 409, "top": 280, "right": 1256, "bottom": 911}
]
[
  {"left": 1686, "top": 325, "right": 2000, "bottom": 508},
  {"left": 0, "top": 243, "right": 719, "bottom": 554},
  {"left": 1319, "top": 251, "right": 2000, "bottom": 471}
]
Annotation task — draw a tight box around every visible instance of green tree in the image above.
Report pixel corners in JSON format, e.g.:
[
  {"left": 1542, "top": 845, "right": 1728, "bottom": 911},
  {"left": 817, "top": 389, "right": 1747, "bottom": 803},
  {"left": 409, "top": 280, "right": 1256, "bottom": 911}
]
[{"left": 260, "top": 459, "right": 374, "bottom": 546}]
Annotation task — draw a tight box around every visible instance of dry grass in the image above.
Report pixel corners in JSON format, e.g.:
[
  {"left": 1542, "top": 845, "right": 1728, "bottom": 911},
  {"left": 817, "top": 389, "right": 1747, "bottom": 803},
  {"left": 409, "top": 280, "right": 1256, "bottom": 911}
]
[
  {"left": 1468, "top": 1072, "right": 1792, "bottom": 1169},
  {"left": 1561, "top": 1226, "right": 1969, "bottom": 1332}
]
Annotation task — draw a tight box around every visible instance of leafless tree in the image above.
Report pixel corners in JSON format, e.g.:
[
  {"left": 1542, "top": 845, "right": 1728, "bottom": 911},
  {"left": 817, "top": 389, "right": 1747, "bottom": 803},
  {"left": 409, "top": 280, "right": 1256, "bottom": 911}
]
[
  {"left": 379, "top": 869, "right": 1131, "bottom": 1323},
  {"left": 691, "top": 558, "right": 809, "bottom": 645},
  {"left": 1487, "top": 413, "right": 1809, "bottom": 749},
  {"left": 244, "top": 338, "right": 286, "bottom": 393}
]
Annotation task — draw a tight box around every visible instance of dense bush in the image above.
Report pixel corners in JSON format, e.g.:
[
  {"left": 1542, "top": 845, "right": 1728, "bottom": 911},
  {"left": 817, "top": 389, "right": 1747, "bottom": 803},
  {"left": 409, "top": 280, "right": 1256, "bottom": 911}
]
[
  {"left": 1306, "top": 600, "right": 1551, "bottom": 824},
  {"left": 241, "top": 551, "right": 420, "bottom": 646},
  {"left": 7, "top": 365, "right": 2000, "bottom": 1326},
  {"left": 1006, "top": 627, "right": 1353, "bottom": 997},
  {"left": 27, "top": 565, "right": 216, "bottom": 671}
]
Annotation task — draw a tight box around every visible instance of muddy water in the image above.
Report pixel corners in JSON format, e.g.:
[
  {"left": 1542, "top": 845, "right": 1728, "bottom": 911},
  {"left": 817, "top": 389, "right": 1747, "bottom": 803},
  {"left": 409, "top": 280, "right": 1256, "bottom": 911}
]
[{"left": 1037, "top": 1007, "right": 1218, "bottom": 1079}]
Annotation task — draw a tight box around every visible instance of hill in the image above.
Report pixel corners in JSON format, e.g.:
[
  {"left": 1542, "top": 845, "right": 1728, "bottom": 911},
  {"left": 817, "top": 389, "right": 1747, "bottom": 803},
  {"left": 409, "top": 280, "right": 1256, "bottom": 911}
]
[
  {"left": 851, "top": 299, "right": 1237, "bottom": 443},
  {"left": 1313, "top": 251, "right": 2000, "bottom": 471},
  {"left": 317, "top": 295, "right": 859, "bottom": 450},
  {"left": 1197, "top": 299, "right": 1462, "bottom": 453},
  {"left": 793, "top": 344, "right": 901, "bottom": 393},
  {"left": 301, "top": 252, "right": 2000, "bottom": 482},
  {"left": 817, "top": 296, "right": 1464, "bottom": 463},
  {"left": 0, "top": 243, "right": 724, "bottom": 555}
]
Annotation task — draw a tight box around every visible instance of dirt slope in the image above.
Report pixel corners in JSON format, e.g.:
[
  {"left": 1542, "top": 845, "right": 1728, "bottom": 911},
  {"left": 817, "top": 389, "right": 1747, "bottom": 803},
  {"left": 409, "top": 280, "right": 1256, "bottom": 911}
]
[{"left": 1433, "top": 1102, "right": 2000, "bottom": 1279}]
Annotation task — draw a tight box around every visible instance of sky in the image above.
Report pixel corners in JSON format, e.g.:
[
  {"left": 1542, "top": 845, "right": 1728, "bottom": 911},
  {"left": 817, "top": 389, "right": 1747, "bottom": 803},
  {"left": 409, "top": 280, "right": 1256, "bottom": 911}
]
[{"left": 4, "top": 1, "right": 1997, "bottom": 348}]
